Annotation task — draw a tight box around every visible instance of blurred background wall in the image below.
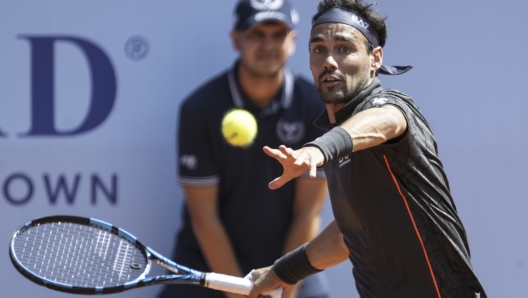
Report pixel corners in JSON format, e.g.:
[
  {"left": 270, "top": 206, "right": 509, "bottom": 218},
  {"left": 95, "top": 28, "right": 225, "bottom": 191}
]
[{"left": 1, "top": 0, "right": 527, "bottom": 297}]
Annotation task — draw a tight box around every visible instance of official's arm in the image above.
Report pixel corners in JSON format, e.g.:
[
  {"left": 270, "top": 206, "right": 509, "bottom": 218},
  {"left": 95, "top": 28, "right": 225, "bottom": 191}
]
[{"left": 184, "top": 186, "right": 244, "bottom": 298}]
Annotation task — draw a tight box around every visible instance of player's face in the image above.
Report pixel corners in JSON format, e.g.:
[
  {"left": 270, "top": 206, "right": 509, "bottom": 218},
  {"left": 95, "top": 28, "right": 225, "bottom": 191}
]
[
  {"left": 309, "top": 23, "right": 382, "bottom": 105},
  {"left": 232, "top": 21, "right": 296, "bottom": 77}
]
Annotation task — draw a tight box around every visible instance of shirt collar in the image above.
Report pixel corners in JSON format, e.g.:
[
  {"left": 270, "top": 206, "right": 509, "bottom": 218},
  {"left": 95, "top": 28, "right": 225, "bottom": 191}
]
[
  {"left": 228, "top": 60, "right": 294, "bottom": 117},
  {"left": 314, "top": 77, "right": 383, "bottom": 130}
]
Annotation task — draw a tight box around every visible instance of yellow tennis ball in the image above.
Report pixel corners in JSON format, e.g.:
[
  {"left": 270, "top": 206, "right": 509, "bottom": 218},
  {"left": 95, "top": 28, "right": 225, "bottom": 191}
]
[{"left": 221, "top": 109, "right": 258, "bottom": 147}]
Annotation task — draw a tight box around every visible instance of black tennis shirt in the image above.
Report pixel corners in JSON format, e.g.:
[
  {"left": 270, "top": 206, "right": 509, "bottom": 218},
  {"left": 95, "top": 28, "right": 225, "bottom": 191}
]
[{"left": 315, "top": 78, "right": 487, "bottom": 298}]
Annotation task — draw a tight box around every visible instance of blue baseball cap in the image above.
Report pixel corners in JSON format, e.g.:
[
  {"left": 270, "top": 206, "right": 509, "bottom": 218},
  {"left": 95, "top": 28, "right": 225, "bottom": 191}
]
[{"left": 233, "top": 0, "right": 298, "bottom": 31}]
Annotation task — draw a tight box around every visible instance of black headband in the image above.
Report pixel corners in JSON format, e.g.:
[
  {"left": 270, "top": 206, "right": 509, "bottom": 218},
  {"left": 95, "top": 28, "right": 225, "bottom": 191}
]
[
  {"left": 313, "top": 7, "right": 380, "bottom": 47},
  {"left": 312, "top": 7, "right": 412, "bottom": 75}
]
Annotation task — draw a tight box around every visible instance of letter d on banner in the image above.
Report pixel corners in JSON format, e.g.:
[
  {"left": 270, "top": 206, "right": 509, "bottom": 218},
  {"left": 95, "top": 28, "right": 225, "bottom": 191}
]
[{"left": 19, "top": 36, "right": 117, "bottom": 136}]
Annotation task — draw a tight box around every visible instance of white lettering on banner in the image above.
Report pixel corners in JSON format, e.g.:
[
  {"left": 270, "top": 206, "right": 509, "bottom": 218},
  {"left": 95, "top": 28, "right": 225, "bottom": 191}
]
[{"left": 2, "top": 172, "right": 118, "bottom": 206}]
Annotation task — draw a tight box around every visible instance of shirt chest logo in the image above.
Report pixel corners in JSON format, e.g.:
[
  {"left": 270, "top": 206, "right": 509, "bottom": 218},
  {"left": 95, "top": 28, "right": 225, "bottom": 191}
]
[{"left": 276, "top": 119, "right": 305, "bottom": 145}]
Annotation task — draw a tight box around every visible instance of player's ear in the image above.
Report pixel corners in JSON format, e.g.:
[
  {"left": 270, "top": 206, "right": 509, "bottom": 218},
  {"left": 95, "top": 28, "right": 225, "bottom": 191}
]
[
  {"left": 230, "top": 30, "right": 241, "bottom": 52},
  {"left": 370, "top": 46, "right": 383, "bottom": 74}
]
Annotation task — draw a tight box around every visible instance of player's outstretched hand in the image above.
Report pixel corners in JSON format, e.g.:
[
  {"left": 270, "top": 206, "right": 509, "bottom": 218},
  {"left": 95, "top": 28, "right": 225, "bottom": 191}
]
[
  {"left": 263, "top": 145, "right": 325, "bottom": 189},
  {"left": 243, "top": 266, "right": 291, "bottom": 298}
]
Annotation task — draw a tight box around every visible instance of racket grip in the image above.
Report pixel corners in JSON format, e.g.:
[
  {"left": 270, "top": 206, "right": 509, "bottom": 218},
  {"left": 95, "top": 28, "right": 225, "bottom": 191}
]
[{"left": 205, "top": 273, "right": 283, "bottom": 298}]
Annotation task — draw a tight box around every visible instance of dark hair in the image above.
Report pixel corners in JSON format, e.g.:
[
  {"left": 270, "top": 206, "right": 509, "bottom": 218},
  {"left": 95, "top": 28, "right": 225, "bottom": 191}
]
[{"left": 312, "top": 0, "right": 387, "bottom": 52}]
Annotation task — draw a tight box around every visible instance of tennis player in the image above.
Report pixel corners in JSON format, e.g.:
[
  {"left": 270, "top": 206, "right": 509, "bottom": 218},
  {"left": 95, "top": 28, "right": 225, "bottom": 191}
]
[
  {"left": 246, "top": 0, "right": 487, "bottom": 297},
  {"left": 158, "top": 1, "right": 329, "bottom": 298}
]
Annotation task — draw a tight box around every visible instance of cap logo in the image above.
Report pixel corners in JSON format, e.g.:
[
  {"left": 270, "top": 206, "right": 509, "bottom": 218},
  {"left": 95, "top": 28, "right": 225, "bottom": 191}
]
[
  {"left": 250, "top": 0, "right": 284, "bottom": 10},
  {"left": 255, "top": 11, "right": 287, "bottom": 23}
]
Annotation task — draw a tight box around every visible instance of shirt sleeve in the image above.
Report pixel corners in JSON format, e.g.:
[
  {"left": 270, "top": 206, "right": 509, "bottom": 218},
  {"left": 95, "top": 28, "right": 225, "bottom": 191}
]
[
  {"left": 360, "top": 94, "right": 410, "bottom": 115},
  {"left": 357, "top": 92, "right": 416, "bottom": 146},
  {"left": 177, "top": 99, "right": 219, "bottom": 187}
]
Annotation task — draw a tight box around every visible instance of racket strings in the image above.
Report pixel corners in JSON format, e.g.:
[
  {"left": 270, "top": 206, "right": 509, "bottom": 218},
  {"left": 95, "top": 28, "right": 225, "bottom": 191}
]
[{"left": 13, "top": 222, "right": 147, "bottom": 288}]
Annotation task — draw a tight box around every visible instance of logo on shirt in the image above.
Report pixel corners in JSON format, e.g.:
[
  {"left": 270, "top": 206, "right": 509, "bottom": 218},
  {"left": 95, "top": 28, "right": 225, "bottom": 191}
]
[
  {"left": 250, "top": 0, "right": 284, "bottom": 10},
  {"left": 371, "top": 97, "right": 388, "bottom": 107},
  {"left": 339, "top": 155, "right": 351, "bottom": 168},
  {"left": 276, "top": 120, "right": 305, "bottom": 145},
  {"left": 180, "top": 155, "right": 198, "bottom": 170}
]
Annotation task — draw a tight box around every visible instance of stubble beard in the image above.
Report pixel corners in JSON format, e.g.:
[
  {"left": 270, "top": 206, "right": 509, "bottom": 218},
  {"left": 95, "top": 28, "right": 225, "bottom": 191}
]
[
  {"left": 316, "top": 62, "right": 372, "bottom": 105},
  {"left": 317, "top": 79, "right": 367, "bottom": 104}
]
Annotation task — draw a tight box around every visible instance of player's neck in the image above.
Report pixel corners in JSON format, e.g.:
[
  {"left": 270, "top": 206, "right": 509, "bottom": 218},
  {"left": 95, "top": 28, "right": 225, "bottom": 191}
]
[
  {"left": 325, "top": 103, "right": 344, "bottom": 124},
  {"left": 237, "top": 63, "right": 284, "bottom": 109}
]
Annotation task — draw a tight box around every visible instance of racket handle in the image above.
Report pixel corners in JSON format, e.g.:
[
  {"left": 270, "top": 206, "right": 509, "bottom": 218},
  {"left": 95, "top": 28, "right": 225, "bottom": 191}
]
[{"left": 205, "top": 273, "right": 283, "bottom": 298}]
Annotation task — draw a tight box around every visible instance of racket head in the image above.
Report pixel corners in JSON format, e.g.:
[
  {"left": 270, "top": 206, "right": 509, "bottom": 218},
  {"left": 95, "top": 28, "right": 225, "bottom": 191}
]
[{"left": 9, "top": 215, "right": 151, "bottom": 294}]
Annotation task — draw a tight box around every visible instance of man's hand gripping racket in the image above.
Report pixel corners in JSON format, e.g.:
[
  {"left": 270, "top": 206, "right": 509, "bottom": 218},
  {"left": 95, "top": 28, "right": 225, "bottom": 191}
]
[
  {"left": 244, "top": 266, "right": 293, "bottom": 298},
  {"left": 9, "top": 215, "right": 283, "bottom": 297}
]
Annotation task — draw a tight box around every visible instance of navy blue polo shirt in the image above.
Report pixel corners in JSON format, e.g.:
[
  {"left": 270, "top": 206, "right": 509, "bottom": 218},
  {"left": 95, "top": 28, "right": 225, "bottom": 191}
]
[
  {"left": 172, "top": 62, "right": 328, "bottom": 296},
  {"left": 315, "top": 78, "right": 486, "bottom": 298}
]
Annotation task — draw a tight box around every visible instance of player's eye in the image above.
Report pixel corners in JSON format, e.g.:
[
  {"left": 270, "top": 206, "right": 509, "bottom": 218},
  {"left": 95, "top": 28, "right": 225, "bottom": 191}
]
[
  {"left": 340, "top": 46, "right": 351, "bottom": 53},
  {"left": 312, "top": 46, "right": 324, "bottom": 54}
]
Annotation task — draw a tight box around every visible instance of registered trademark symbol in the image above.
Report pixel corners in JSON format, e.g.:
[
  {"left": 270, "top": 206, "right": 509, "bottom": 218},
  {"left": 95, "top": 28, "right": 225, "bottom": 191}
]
[{"left": 125, "top": 36, "right": 149, "bottom": 61}]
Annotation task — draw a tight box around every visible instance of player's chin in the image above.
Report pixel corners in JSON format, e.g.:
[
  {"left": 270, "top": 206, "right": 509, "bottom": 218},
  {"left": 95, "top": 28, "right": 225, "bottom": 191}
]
[{"left": 317, "top": 89, "right": 349, "bottom": 105}]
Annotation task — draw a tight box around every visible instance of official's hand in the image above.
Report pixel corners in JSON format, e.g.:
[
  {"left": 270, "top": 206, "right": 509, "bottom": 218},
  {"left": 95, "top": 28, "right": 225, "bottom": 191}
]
[
  {"left": 243, "top": 266, "right": 291, "bottom": 298},
  {"left": 263, "top": 145, "right": 325, "bottom": 189}
]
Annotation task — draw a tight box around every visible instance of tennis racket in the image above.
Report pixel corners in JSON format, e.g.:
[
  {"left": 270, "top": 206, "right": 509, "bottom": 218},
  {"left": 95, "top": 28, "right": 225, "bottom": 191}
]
[{"left": 9, "top": 215, "right": 282, "bottom": 297}]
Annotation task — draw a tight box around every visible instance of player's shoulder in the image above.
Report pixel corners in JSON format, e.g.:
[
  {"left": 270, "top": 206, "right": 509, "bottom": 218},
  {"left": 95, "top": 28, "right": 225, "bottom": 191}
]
[
  {"left": 360, "top": 88, "right": 415, "bottom": 109},
  {"left": 380, "top": 88, "right": 413, "bottom": 100}
]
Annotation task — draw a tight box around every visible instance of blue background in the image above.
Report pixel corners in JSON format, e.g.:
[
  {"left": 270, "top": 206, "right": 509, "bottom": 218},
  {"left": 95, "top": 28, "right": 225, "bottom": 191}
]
[{"left": 1, "top": 0, "right": 527, "bottom": 297}]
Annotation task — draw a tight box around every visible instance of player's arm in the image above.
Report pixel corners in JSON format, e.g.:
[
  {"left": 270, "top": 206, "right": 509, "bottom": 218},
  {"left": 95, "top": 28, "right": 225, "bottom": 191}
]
[
  {"left": 339, "top": 104, "right": 407, "bottom": 152},
  {"left": 245, "top": 220, "right": 348, "bottom": 298},
  {"left": 184, "top": 185, "right": 243, "bottom": 298},
  {"left": 305, "top": 220, "right": 349, "bottom": 269},
  {"left": 264, "top": 105, "right": 407, "bottom": 189},
  {"left": 280, "top": 177, "right": 327, "bottom": 298},
  {"left": 283, "top": 178, "right": 327, "bottom": 253}
]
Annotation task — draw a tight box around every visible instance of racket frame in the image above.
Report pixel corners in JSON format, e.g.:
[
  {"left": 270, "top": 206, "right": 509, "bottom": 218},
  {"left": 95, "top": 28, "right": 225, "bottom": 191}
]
[
  {"left": 9, "top": 215, "right": 204, "bottom": 294},
  {"left": 9, "top": 215, "right": 282, "bottom": 297}
]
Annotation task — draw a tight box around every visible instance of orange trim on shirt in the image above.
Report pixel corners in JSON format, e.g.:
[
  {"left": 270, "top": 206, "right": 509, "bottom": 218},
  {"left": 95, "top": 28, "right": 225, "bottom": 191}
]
[{"left": 383, "top": 155, "right": 442, "bottom": 298}]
